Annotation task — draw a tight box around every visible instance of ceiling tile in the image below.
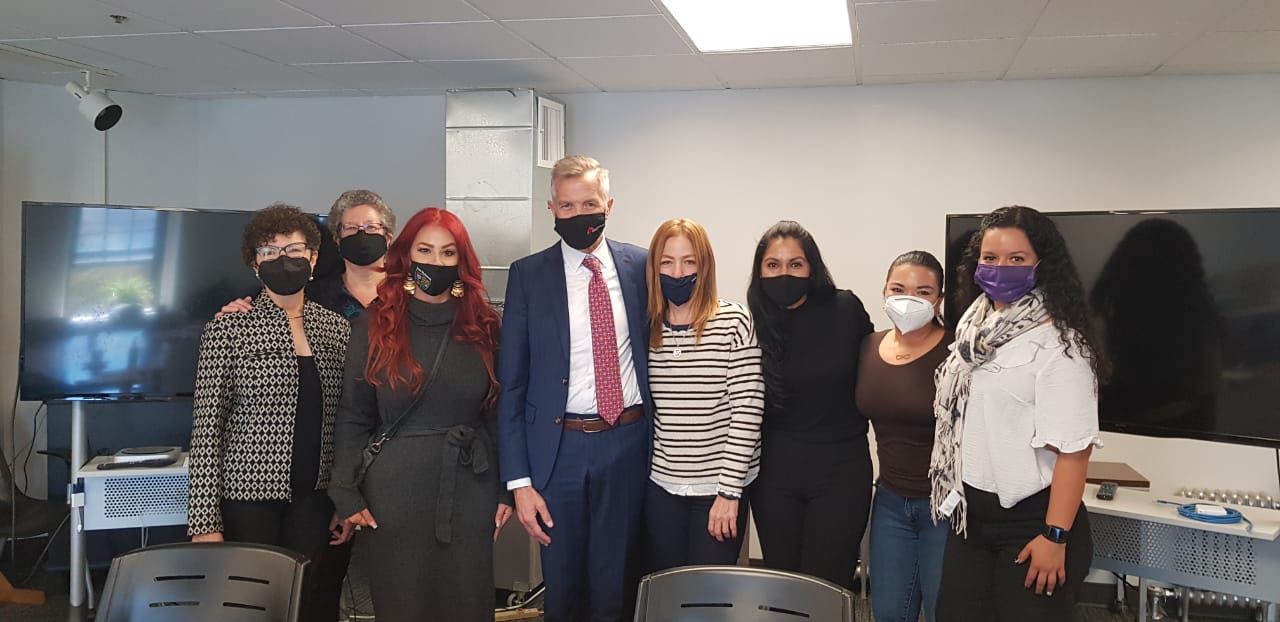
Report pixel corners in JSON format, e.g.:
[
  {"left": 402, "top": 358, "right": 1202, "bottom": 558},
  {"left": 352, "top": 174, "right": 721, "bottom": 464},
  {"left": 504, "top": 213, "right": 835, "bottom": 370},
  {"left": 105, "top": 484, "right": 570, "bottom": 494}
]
[
  {"left": 68, "top": 33, "right": 341, "bottom": 90},
  {"left": 855, "top": 0, "right": 1048, "bottom": 44},
  {"left": 2, "top": 38, "right": 160, "bottom": 74},
  {"left": 505, "top": 15, "right": 691, "bottom": 57},
  {"left": 1161, "top": 30, "right": 1280, "bottom": 69},
  {"left": 93, "top": 66, "right": 231, "bottom": 93},
  {"left": 250, "top": 88, "right": 369, "bottom": 97},
  {"left": 349, "top": 22, "right": 543, "bottom": 60},
  {"left": 1032, "top": 0, "right": 1243, "bottom": 36},
  {"left": 467, "top": 0, "right": 658, "bottom": 20},
  {"left": 198, "top": 26, "right": 402, "bottom": 64},
  {"left": 2, "top": 0, "right": 179, "bottom": 37},
  {"left": 278, "top": 0, "right": 485, "bottom": 26},
  {"left": 294, "top": 60, "right": 450, "bottom": 90},
  {"left": 704, "top": 47, "right": 856, "bottom": 87},
  {"left": 860, "top": 38, "right": 1020, "bottom": 77},
  {"left": 1005, "top": 65, "right": 1157, "bottom": 79},
  {"left": 99, "top": 0, "right": 325, "bottom": 30},
  {"left": 0, "top": 49, "right": 78, "bottom": 83},
  {"left": 1007, "top": 34, "right": 1190, "bottom": 78},
  {"left": 0, "top": 26, "right": 42, "bottom": 41},
  {"left": 423, "top": 59, "right": 597, "bottom": 92},
  {"left": 561, "top": 55, "right": 721, "bottom": 91},
  {"left": 68, "top": 32, "right": 262, "bottom": 69},
  {"left": 362, "top": 87, "right": 448, "bottom": 96},
  {"left": 157, "top": 91, "right": 259, "bottom": 99},
  {"left": 861, "top": 70, "right": 1004, "bottom": 84},
  {"left": 1213, "top": 0, "right": 1280, "bottom": 32}
]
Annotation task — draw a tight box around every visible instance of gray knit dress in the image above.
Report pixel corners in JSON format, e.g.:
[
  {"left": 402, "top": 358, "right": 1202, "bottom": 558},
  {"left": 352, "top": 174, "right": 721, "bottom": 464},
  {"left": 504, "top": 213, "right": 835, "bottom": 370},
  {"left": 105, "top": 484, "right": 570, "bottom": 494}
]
[{"left": 329, "top": 298, "right": 509, "bottom": 622}]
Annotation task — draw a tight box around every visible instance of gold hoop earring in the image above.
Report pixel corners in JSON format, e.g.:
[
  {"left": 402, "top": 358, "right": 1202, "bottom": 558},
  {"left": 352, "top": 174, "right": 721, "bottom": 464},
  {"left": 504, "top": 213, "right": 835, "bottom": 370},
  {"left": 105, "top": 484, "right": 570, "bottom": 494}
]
[
  {"left": 450, "top": 280, "right": 465, "bottom": 298},
  {"left": 403, "top": 275, "right": 416, "bottom": 295}
]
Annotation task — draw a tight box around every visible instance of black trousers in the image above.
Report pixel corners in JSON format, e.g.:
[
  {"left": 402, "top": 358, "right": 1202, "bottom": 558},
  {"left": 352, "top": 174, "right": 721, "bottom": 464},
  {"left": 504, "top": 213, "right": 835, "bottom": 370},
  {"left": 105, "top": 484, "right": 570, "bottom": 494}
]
[
  {"left": 644, "top": 481, "right": 750, "bottom": 570},
  {"left": 220, "top": 489, "right": 344, "bottom": 622},
  {"left": 751, "top": 435, "right": 873, "bottom": 589},
  {"left": 937, "top": 484, "right": 1093, "bottom": 622}
]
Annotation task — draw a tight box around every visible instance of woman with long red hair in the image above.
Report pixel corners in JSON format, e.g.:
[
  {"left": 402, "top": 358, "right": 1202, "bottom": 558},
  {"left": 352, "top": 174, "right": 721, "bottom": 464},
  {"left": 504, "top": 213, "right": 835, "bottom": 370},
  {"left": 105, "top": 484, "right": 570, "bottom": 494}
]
[{"left": 329, "top": 207, "right": 513, "bottom": 622}]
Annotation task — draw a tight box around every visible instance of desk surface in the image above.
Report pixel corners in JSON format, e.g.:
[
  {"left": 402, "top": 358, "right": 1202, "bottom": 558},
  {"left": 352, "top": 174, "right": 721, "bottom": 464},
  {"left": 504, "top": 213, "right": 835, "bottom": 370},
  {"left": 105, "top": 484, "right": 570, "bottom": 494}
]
[
  {"left": 1084, "top": 483, "right": 1280, "bottom": 541},
  {"left": 77, "top": 453, "right": 189, "bottom": 479}
]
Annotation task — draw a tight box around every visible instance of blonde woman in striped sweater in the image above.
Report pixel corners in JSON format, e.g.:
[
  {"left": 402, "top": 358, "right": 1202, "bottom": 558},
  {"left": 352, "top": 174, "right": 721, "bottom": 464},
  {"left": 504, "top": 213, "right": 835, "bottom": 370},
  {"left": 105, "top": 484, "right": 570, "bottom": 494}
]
[{"left": 644, "top": 218, "right": 765, "bottom": 570}]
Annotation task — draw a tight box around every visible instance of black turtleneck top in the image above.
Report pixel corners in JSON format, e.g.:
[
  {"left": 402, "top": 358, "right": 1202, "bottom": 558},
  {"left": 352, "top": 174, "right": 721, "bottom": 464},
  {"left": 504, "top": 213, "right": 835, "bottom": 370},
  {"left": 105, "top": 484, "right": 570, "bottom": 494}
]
[{"left": 763, "top": 289, "right": 874, "bottom": 444}]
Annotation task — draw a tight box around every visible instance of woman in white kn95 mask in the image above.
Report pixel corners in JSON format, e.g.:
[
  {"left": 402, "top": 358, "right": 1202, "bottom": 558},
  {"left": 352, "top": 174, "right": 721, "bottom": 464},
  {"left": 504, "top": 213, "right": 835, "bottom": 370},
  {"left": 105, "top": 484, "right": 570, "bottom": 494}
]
[{"left": 855, "top": 250, "right": 952, "bottom": 622}]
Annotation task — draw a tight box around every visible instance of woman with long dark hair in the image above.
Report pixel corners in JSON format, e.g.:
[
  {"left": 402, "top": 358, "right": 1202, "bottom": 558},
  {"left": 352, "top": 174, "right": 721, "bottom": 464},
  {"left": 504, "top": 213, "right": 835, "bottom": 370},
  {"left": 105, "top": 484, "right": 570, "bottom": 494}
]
[
  {"left": 328, "top": 207, "right": 513, "bottom": 622},
  {"left": 746, "top": 220, "right": 874, "bottom": 589},
  {"left": 932, "top": 205, "right": 1102, "bottom": 621}
]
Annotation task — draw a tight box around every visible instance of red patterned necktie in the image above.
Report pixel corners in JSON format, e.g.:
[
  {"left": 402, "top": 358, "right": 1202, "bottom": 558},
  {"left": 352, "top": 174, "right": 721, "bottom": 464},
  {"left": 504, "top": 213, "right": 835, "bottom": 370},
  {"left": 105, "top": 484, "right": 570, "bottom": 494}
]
[{"left": 582, "top": 255, "right": 624, "bottom": 425}]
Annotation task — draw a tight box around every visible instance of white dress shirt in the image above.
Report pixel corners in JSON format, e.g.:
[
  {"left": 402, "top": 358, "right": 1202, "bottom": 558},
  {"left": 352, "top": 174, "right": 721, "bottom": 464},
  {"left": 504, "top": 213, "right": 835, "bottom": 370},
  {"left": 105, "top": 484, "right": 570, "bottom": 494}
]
[
  {"left": 507, "top": 240, "right": 643, "bottom": 491},
  {"left": 560, "top": 240, "right": 643, "bottom": 414},
  {"left": 961, "top": 322, "right": 1102, "bottom": 508}
]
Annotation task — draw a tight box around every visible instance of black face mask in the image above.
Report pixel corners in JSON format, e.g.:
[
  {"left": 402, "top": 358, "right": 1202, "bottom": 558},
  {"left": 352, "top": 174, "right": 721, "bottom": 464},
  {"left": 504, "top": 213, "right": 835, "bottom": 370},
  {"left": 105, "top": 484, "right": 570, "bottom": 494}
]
[
  {"left": 660, "top": 273, "right": 697, "bottom": 306},
  {"left": 554, "top": 213, "right": 607, "bottom": 250},
  {"left": 339, "top": 231, "right": 387, "bottom": 266},
  {"left": 258, "top": 256, "right": 312, "bottom": 296},
  {"left": 761, "top": 275, "right": 810, "bottom": 308},
  {"left": 410, "top": 262, "right": 459, "bottom": 297}
]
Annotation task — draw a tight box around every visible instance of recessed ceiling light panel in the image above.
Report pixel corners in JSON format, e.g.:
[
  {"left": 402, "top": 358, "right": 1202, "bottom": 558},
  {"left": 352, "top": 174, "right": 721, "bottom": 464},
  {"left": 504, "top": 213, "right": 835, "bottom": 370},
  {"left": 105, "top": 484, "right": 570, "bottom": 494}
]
[{"left": 661, "top": 0, "right": 852, "bottom": 52}]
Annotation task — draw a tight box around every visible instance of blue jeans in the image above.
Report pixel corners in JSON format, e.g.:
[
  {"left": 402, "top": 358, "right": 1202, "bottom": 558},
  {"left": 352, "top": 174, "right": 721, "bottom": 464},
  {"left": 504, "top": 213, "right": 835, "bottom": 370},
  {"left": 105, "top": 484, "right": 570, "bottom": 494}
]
[{"left": 870, "top": 484, "right": 949, "bottom": 622}]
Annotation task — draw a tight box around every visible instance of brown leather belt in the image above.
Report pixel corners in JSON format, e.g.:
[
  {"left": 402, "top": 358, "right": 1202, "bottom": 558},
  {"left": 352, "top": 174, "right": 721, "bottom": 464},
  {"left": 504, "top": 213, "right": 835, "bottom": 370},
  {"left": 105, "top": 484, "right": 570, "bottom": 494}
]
[{"left": 561, "top": 406, "right": 644, "bottom": 433}]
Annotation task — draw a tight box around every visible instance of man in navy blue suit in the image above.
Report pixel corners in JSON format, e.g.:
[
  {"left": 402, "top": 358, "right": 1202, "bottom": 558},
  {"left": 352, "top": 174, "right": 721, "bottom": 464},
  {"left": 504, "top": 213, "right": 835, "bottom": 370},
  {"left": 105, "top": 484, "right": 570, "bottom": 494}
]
[{"left": 498, "top": 155, "right": 651, "bottom": 622}]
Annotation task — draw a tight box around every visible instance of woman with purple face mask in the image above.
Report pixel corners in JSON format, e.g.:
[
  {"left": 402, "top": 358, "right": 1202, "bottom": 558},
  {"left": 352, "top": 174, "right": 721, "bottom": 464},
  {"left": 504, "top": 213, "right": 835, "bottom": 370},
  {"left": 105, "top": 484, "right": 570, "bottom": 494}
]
[{"left": 930, "top": 206, "right": 1106, "bottom": 622}]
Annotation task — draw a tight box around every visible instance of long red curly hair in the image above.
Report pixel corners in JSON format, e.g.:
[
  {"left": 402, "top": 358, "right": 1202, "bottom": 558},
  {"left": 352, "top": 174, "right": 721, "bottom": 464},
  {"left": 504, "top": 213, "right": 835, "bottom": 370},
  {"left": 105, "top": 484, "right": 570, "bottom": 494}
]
[{"left": 364, "top": 207, "right": 500, "bottom": 403}]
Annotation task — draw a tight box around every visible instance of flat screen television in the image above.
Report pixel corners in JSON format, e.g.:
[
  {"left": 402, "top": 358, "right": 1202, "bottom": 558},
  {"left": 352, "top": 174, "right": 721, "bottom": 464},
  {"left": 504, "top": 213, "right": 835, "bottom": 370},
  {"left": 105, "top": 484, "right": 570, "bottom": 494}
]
[
  {"left": 19, "top": 202, "right": 265, "bottom": 401},
  {"left": 945, "top": 208, "right": 1280, "bottom": 447}
]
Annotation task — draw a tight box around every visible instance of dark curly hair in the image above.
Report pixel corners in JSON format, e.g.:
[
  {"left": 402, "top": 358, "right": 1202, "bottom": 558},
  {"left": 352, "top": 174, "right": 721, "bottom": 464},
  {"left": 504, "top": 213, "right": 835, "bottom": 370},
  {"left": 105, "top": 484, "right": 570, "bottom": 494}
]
[
  {"left": 956, "top": 205, "right": 1107, "bottom": 380},
  {"left": 240, "top": 202, "right": 321, "bottom": 267},
  {"left": 746, "top": 220, "right": 838, "bottom": 412}
]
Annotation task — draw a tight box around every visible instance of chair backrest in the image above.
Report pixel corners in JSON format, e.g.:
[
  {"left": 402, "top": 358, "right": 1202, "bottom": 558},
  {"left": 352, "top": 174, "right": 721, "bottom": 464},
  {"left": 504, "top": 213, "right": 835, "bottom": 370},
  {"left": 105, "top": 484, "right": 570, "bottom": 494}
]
[
  {"left": 96, "top": 542, "right": 308, "bottom": 622},
  {"left": 634, "top": 565, "right": 855, "bottom": 622}
]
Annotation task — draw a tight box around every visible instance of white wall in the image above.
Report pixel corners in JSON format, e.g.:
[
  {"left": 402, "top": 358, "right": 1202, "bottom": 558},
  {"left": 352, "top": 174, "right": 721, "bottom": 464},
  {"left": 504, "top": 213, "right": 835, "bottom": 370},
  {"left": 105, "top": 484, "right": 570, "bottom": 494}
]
[{"left": 193, "top": 95, "right": 445, "bottom": 222}]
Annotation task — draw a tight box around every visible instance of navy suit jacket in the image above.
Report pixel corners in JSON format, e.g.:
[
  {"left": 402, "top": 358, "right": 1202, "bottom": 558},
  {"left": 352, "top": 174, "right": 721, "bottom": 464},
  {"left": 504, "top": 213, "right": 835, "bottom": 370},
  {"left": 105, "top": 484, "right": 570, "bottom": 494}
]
[{"left": 497, "top": 239, "right": 653, "bottom": 490}]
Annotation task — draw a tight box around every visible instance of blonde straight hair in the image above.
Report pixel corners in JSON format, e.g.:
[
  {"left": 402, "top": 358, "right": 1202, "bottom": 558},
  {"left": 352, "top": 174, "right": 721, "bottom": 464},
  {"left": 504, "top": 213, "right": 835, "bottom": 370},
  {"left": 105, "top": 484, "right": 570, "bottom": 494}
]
[{"left": 646, "top": 218, "right": 718, "bottom": 349}]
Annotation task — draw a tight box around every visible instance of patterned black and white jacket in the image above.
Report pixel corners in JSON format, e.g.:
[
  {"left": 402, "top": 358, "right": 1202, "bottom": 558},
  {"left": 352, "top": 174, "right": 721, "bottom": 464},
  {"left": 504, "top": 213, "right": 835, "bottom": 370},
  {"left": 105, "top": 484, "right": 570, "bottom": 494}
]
[{"left": 187, "top": 291, "right": 350, "bottom": 536}]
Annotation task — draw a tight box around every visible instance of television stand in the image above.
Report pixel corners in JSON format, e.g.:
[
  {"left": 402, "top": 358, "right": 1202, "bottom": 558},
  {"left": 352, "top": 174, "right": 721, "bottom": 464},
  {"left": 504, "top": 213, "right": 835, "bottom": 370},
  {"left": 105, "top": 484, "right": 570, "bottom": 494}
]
[{"left": 66, "top": 401, "right": 190, "bottom": 609}]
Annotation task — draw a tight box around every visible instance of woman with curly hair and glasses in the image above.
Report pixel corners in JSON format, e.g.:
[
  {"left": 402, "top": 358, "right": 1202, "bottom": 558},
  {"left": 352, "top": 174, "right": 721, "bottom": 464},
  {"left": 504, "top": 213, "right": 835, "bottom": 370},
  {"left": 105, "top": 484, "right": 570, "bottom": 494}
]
[
  {"left": 187, "top": 203, "right": 353, "bottom": 621},
  {"left": 931, "top": 205, "right": 1104, "bottom": 622},
  {"left": 328, "top": 207, "right": 514, "bottom": 622}
]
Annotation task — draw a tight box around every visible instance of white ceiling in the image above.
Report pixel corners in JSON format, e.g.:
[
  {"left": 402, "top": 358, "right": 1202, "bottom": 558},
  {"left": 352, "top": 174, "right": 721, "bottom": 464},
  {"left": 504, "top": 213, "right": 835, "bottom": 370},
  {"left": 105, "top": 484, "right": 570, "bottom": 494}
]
[{"left": 0, "top": 0, "right": 1276, "bottom": 98}]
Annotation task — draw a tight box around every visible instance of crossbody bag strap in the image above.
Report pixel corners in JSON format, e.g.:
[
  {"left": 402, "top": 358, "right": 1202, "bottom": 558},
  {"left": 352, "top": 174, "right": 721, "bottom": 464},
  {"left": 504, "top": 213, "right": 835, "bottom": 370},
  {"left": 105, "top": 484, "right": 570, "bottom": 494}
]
[{"left": 368, "top": 330, "right": 452, "bottom": 452}]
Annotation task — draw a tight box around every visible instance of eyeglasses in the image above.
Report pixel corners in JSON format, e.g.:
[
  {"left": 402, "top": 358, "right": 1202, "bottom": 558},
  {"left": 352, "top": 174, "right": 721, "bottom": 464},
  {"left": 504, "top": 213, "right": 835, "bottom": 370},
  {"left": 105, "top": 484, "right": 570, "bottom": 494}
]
[
  {"left": 339, "top": 222, "right": 387, "bottom": 237},
  {"left": 256, "top": 242, "right": 312, "bottom": 260}
]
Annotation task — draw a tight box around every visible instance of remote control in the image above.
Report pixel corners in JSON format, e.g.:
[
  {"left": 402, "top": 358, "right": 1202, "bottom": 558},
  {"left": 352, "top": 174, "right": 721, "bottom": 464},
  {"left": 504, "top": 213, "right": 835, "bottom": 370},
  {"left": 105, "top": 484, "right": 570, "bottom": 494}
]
[{"left": 1096, "top": 481, "right": 1118, "bottom": 501}]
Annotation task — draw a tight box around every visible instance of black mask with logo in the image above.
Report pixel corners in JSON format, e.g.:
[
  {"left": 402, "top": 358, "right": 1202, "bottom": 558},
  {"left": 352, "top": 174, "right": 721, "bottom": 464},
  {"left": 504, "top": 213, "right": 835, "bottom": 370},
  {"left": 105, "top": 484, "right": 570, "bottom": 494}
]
[
  {"left": 339, "top": 231, "right": 387, "bottom": 266},
  {"left": 554, "top": 213, "right": 607, "bottom": 250},
  {"left": 410, "top": 262, "right": 459, "bottom": 296},
  {"left": 258, "top": 256, "right": 312, "bottom": 296},
  {"left": 761, "top": 274, "right": 810, "bottom": 308}
]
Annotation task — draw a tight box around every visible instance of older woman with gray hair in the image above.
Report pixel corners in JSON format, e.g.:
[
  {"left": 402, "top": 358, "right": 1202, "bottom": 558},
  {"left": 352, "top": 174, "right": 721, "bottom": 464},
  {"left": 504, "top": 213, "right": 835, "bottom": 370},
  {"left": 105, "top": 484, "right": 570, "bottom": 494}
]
[
  {"left": 219, "top": 189, "right": 396, "bottom": 321},
  {"left": 310, "top": 189, "right": 397, "bottom": 319}
]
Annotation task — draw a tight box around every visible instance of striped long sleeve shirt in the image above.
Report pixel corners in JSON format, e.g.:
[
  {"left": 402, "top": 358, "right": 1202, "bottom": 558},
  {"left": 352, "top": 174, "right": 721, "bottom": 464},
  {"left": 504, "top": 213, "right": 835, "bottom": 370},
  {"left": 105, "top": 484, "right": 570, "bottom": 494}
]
[{"left": 648, "top": 300, "right": 765, "bottom": 498}]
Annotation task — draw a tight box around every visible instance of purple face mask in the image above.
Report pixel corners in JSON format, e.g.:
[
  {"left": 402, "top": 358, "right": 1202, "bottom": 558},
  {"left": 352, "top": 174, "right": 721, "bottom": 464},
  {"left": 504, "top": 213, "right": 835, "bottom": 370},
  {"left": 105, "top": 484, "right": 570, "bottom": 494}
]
[{"left": 974, "top": 263, "right": 1037, "bottom": 304}]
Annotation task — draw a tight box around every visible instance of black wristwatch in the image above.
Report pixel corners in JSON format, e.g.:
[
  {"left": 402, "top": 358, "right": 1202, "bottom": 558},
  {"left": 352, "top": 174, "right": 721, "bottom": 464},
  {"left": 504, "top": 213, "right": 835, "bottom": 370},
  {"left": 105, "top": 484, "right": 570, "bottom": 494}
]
[
  {"left": 1043, "top": 524, "right": 1070, "bottom": 544},
  {"left": 718, "top": 491, "right": 741, "bottom": 501}
]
